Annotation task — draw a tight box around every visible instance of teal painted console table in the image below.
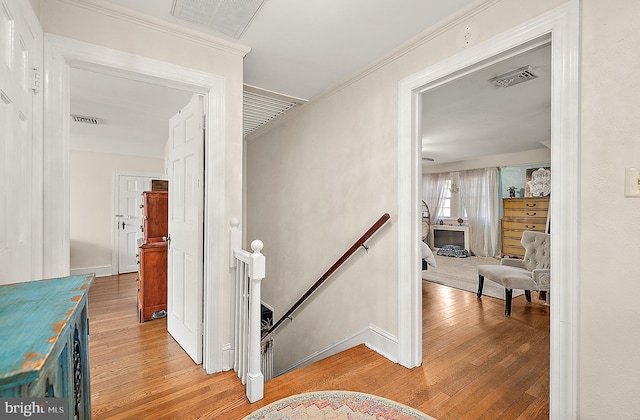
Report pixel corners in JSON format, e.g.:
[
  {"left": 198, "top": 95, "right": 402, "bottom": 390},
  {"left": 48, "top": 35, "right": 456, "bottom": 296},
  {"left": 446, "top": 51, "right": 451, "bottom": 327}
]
[{"left": 0, "top": 274, "right": 95, "bottom": 419}]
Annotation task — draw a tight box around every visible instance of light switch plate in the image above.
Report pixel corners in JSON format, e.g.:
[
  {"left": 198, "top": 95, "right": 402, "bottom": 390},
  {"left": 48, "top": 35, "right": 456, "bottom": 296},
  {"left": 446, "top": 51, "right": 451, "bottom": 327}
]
[{"left": 625, "top": 167, "right": 640, "bottom": 197}]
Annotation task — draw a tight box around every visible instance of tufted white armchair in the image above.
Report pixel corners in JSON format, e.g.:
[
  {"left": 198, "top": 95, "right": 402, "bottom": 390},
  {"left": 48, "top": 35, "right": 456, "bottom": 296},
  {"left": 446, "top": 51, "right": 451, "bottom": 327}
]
[{"left": 477, "top": 230, "right": 550, "bottom": 316}]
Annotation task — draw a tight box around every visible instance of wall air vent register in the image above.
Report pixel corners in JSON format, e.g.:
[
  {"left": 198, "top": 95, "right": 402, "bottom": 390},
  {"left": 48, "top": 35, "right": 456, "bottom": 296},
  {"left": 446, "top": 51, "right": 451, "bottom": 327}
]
[
  {"left": 489, "top": 65, "right": 539, "bottom": 88},
  {"left": 71, "top": 114, "right": 100, "bottom": 125}
]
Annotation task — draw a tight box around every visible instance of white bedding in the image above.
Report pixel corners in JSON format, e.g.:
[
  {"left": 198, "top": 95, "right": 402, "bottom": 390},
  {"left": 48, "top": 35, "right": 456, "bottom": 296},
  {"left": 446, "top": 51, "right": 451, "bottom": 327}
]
[{"left": 421, "top": 241, "right": 437, "bottom": 267}]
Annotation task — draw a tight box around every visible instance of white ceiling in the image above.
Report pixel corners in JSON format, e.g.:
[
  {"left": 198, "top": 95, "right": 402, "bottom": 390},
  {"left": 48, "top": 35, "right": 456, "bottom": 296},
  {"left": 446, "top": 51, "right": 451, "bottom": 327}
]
[
  {"left": 99, "top": 0, "right": 475, "bottom": 100},
  {"left": 69, "top": 0, "right": 550, "bottom": 162},
  {"left": 421, "top": 43, "right": 551, "bottom": 165},
  {"left": 70, "top": 68, "right": 193, "bottom": 158}
]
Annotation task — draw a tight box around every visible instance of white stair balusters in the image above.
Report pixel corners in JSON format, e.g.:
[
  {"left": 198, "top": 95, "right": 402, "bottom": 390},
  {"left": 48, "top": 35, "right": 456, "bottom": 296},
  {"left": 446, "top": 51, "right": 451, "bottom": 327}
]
[{"left": 230, "top": 219, "right": 266, "bottom": 403}]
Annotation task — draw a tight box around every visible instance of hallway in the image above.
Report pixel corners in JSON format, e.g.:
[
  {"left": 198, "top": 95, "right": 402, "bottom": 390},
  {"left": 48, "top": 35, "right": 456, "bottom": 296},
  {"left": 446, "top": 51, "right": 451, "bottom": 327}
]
[{"left": 88, "top": 274, "right": 549, "bottom": 419}]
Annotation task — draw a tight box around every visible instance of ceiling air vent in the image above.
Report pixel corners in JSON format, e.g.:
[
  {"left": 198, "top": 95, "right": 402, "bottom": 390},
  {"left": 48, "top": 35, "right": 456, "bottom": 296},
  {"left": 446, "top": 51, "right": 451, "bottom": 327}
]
[
  {"left": 489, "top": 65, "right": 538, "bottom": 88},
  {"left": 171, "top": 0, "right": 266, "bottom": 39},
  {"left": 243, "top": 85, "right": 305, "bottom": 136},
  {"left": 71, "top": 114, "right": 100, "bottom": 125}
]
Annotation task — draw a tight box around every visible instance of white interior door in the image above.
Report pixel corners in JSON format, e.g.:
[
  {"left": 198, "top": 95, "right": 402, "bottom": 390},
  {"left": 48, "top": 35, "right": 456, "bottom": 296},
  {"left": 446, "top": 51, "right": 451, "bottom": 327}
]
[
  {"left": 167, "top": 94, "right": 204, "bottom": 364},
  {"left": 0, "top": 0, "right": 41, "bottom": 284},
  {"left": 116, "top": 174, "right": 154, "bottom": 274}
]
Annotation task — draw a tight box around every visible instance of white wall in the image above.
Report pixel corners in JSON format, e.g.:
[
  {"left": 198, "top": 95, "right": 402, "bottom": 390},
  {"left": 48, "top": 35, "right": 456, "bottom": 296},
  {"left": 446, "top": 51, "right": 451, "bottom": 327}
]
[
  {"left": 69, "top": 150, "right": 164, "bottom": 273},
  {"left": 28, "top": 0, "right": 39, "bottom": 15},
  {"left": 580, "top": 0, "right": 640, "bottom": 418},
  {"left": 247, "top": 0, "right": 567, "bottom": 374}
]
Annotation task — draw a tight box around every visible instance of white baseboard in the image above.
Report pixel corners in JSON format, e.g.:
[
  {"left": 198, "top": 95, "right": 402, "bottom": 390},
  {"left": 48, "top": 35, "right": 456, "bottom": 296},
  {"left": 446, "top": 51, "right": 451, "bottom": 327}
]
[
  {"left": 278, "top": 324, "right": 398, "bottom": 376},
  {"left": 364, "top": 324, "right": 399, "bottom": 364},
  {"left": 70, "top": 265, "right": 114, "bottom": 277},
  {"left": 222, "top": 343, "right": 233, "bottom": 371}
]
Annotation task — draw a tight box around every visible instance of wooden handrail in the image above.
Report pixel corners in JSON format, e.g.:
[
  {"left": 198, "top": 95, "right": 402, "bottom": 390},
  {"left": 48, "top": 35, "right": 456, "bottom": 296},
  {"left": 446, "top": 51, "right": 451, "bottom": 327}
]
[{"left": 261, "top": 213, "right": 390, "bottom": 343}]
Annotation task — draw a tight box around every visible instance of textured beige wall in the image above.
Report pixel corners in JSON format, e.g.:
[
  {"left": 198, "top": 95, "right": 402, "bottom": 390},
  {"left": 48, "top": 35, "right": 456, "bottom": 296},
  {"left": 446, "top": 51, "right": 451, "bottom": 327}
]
[
  {"left": 580, "top": 0, "right": 640, "bottom": 417},
  {"left": 69, "top": 150, "right": 164, "bottom": 270},
  {"left": 247, "top": 0, "right": 567, "bottom": 374},
  {"left": 28, "top": 0, "right": 39, "bottom": 15}
]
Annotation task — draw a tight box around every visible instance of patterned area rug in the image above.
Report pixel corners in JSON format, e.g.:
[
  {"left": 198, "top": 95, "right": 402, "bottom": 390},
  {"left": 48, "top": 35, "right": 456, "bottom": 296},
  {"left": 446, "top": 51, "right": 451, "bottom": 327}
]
[{"left": 243, "top": 391, "right": 435, "bottom": 419}]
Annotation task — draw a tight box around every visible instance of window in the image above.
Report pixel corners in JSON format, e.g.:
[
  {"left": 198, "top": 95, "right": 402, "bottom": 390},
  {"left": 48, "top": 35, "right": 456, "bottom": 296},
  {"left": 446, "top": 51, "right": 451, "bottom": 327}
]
[
  {"left": 438, "top": 179, "right": 452, "bottom": 218},
  {"left": 438, "top": 174, "right": 466, "bottom": 219}
]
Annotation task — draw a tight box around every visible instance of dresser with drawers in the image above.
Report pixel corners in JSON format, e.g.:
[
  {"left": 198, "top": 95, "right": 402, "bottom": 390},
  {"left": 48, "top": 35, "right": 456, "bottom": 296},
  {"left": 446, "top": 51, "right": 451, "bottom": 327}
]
[
  {"left": 501, "top": 197, "right": 549, "bottom": 258},
  {"left": 137, "top": 190, "right": 168, "bottom": 322}
]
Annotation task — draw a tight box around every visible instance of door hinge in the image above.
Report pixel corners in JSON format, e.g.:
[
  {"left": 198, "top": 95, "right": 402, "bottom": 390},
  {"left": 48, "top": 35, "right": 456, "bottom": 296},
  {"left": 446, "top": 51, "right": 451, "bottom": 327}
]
[
  {"left": 31, "top": 67, "right": 41, "bottom": 94},
  {"left": 202, "top": 114, "right": 206, "bottom": 130}
]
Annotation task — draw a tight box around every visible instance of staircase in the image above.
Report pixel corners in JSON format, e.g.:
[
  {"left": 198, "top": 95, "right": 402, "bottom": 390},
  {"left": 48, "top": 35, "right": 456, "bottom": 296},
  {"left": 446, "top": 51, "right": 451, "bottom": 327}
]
[{"left": 230, "top": 213, "right": 390, "bottom": 403}]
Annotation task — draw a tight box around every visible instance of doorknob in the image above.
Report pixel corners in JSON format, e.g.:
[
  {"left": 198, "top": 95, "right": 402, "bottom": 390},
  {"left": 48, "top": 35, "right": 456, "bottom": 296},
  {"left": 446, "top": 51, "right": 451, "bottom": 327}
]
[{"left": 163, "top": 235, "right": 171, "bottom": 245}]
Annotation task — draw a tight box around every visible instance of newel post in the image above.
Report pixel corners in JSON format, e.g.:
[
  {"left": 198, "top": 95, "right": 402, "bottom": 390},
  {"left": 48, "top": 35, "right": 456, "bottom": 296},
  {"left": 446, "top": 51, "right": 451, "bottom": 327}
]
[{"left": 246, "top": 239, "right": 265, "bottom": 403}]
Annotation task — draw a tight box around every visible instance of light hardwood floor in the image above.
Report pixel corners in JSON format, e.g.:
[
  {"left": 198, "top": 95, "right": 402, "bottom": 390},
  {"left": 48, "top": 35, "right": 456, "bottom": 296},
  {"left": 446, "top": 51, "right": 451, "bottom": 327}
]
[{"left": 88, "top": 273, "right": 549, "bottom": 419}]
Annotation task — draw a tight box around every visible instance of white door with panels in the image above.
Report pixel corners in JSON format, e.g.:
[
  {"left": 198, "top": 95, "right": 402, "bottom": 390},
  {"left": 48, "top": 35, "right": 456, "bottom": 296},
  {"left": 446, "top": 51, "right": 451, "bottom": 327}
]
[
  {"left": 0, "top": 0, "right": 42, "bottom": 284},
  {"left": 167, "top": 94, "right": 204, "bottom": 364},
  {"left": 115, "top": 173, "right": 163, "bottom": 274}
]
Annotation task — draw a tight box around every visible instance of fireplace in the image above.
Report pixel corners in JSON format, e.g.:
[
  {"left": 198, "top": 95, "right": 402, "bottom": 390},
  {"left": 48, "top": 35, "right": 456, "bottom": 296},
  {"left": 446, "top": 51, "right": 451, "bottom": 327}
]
[{"left": 430, "top": 225, "right": 470, "bottom": 252}]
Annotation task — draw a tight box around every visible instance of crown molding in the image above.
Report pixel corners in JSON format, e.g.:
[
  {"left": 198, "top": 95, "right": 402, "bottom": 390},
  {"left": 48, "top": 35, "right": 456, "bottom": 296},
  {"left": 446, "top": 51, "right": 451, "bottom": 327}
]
[
  {"left": 244, "top": 0, "right": 501, "bottom": 139},
  {"left": 55, "top": 0, "right": 251, "bottom": 57},
  {"left": 310, "top": 0, "right": 501, "bottom": 102}
]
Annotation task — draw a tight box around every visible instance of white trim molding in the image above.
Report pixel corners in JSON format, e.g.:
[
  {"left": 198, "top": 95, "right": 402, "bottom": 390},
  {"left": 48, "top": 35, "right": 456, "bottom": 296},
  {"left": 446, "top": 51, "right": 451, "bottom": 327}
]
[
  {"left": 398, "top": 2, "right": 579, "bottom": 419},
  {"left": 70, "top": 265, "right": 113, "bottom": 278},
  {"left": 278, "top": 324, "right": 398, "bottom": 377},
  {"left": 42, "top": 37, "right": 71, "bottom": 279},
  {"left": 44, "top": 34, "right": 229, "bottom": 374},
  {"left": 55, "top": 0, "right": 251, "bottom": 57}
]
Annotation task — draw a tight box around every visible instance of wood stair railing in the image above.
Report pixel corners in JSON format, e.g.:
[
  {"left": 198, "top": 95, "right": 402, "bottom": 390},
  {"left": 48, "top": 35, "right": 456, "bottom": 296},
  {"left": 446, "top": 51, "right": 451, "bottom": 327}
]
[{"left": 261, "top": 213, "right": 390, "bottom": 344}]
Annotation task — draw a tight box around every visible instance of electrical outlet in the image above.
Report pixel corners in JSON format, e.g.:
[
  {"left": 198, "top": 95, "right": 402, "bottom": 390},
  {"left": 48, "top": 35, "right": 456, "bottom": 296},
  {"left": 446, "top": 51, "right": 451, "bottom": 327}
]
[{"left": 624, "top": 167, "right": 640, "bottom": 197}]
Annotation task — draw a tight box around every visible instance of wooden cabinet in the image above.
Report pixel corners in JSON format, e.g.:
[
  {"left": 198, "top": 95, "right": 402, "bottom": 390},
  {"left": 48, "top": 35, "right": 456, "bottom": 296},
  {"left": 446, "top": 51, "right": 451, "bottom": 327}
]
[
  {"left": 501, "top": 197, "right": 549, "bottom": 258},
  {"left": 137, "top": 190, "right": 168, "bottom": 322},
  {"left": 140, "top": 191, "right": 168, "bottom": 241},
  {"left": 0, "top": 274, "right": 94, "bottom": 419},
  {"left": 137, "top": 241, "right": 168, "bottom": 322}
]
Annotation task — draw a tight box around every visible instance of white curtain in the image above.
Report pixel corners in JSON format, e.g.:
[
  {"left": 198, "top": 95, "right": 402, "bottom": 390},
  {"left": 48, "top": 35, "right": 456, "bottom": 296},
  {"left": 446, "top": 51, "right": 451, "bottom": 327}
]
[
  {"left": 458, "top": 167, "right": 500, "bottom": 257},
  {"left": 422, "top": 172, "right": 449, "bottom": 225}
]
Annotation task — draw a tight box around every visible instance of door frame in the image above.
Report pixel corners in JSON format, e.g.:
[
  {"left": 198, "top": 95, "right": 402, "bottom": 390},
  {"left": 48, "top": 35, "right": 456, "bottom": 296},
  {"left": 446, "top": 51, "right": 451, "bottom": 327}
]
[
  {"left": 112, "top": 170, "right": 167, "bottom": 275},
  {"left": 397, "top": 2, "right": 579, "bottom": 418},
  {"left": 44, "top": 34, "right": 228, "bottom": 373}
]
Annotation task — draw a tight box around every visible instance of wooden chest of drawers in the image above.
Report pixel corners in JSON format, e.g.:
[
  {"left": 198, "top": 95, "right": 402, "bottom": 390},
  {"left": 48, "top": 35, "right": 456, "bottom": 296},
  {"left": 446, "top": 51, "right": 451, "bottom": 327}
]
[
  {"left": 137, "top": 240, "right": 168, "bottom": 322},
  {"left": 137, "top": 191, "right": 168, "bottom": 322},
  {"left": 140, "top": 191, "right": 168, "bottom": 240},
  {"left": 0, "top": 274, "right": 94, "bottom": 419},
  {"left": 501, "top": 197, "right": 549, "bottom": 258}
]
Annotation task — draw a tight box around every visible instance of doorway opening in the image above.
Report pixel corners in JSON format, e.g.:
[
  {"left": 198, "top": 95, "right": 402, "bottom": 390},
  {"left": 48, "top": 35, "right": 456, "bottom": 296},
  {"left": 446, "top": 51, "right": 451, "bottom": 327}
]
[
  {"left": 397, "top": 4, "right": 579, "bottom": 417},
  {"left": 45, "top": 34, "right": 228, "bottom": 373},
  {"left": 112, "top": 171, "right": 167, "bottom": 275}
]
